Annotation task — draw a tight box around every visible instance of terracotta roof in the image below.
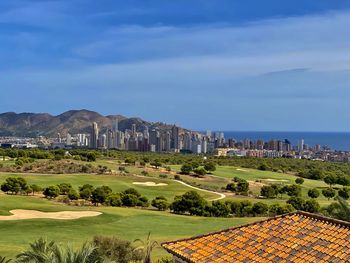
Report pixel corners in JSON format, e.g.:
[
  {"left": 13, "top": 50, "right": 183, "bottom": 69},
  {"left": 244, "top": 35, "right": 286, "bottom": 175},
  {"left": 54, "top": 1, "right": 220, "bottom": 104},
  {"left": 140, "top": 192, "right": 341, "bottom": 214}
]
[{"left": 162, "top": 212, "right": 350, "bottom": 263}]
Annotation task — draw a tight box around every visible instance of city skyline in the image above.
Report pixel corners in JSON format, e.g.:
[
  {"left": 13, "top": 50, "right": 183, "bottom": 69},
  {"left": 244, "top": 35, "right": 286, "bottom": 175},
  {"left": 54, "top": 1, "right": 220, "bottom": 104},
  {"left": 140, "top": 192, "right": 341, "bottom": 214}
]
[{"left": 2, "top": 1, "right": 350, "bottom": 131}]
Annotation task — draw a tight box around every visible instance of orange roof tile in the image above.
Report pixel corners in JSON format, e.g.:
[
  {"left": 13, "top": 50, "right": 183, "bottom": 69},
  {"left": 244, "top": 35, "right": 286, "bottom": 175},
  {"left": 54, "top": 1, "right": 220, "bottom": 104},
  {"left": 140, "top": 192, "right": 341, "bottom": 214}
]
[{"left": 162, "top": 212, "right": 350, "bottom": 263}]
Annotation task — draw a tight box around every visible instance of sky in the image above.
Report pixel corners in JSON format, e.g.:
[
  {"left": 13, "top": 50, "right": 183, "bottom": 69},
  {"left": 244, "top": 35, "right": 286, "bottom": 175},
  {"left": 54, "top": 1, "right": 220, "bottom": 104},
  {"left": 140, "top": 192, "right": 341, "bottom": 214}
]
[{"left": 1, "top": 0, "right": 350, "bottom": 131}]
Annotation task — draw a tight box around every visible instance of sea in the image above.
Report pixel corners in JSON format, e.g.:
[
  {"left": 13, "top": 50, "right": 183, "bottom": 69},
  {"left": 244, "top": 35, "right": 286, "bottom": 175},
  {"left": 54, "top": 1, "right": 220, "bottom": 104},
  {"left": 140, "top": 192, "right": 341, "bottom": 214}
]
[{"left": 217, "top": 131, "right": 350, "bottom": 151}]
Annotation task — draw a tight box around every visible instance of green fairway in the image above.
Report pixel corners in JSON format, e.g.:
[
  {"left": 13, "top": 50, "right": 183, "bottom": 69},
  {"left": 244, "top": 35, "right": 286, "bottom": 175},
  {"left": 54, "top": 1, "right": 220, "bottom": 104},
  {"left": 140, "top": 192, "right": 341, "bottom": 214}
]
[
  {"left": 0, "top": 194, "right": 260, "bottom": 258},
  {"left": 0, "top": 172, "right": 219, "bottom": 201},
  {"left": 170, "top": 165, "right": 339, "bottom": 204}
]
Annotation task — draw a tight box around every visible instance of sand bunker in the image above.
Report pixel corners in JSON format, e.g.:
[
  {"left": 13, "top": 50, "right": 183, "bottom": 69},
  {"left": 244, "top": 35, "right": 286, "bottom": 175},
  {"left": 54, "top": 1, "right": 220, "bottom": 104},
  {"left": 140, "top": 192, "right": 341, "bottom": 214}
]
[
  {"left": 133, "top": 182, "right": 168, "bottom": 186},
  {"left": 236, "top": 168, "right": 248, "bottom": 172},
  {"left": 265, "top": 179, "right": 289, "bottom": 182},
  {"left": 0, "top": 209, "right": 102, "bottom": 221}
]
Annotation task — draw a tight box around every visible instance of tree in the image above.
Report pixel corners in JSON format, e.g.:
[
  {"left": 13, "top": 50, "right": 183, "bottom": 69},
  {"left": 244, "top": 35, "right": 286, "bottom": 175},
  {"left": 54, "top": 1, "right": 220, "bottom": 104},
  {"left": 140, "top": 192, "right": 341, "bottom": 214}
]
[
  {"left": 252, "top": 202, "right": 269, "bottom": 216},
  {"left": 193, "top": 168, "right": 207, "bottom": 177},
  {"left": 324, "top": 174, "right": 338, "bottom": 188},
  {"left": 86, "top": 152, "right": 96, "bottom": 162},
  {"left": 43, "top": 185, "right": 60, "bottom": 199},
  {"left": 303, "top": 199, "right": 320, "bottom": 213},
  {"left": 121, "top": 194, "right": 139, "bottom": 207},
  {"left": 330, "top": 197, "right": 350, "bottom": 222},
  {"left": 204, "top": 162, "right": 216, "bottom": 173},
  {"left": 67, "top": 189, "right": 79, "bottom": 200},
  {"left": 1, "top": 177, "right": 28, "bottom": 195},
  {"left": 337, "top": 176, "right": 350, "bottom": 186},
  {"left": 79, "top": 184, "right": 94, "bottom": 201},
  {"left": 134, "top": 233, "right": 159, "bottom": 263},
  {"left": 123, "top": 188, "right": 141, "bottom": 197},
  {"left": 151, "top": 196, "right": 169, "bottom": 211},
  {"left": 93, "top": 235, "right": 142, "bottom": 263},
  {"left": 16, "top": 238, "right": 98, "bottom": 263},
  {"left": 227, "top": 200, "right": 252, "bottom": 217},
  {"left": 295, "top": 178, "right": 304, "bottom": 185},
  {"left": 180, "top": 164, "right": 193, "bottom": 175},
  {"left": 91, "top": 186, "right": 112, "bottom": 205},
  {"left": 284, "top": 185, "right": 302, "bottom": 197},
  {"left": 287, "top": 197, "right": 305, "bottom": 210},
  {"left": 16, "top": 238, "right": 57, "bottom": 263},
  {"left": 236, "top": 180, "right": 249, "bottom": 193},
  {"left": 322, "top": 188, "right": 336, "bottom": 200},
  {"left": 269, "top": 204, "right": 294, "bottom": 216},
  {"left": 260, "top": 185, "right": 279, "bottom": 199},
  {"left": 338, "top": 188, "right": 350, "bottom": 200},
  {"left": 170, "top": 191, "right": 207, "bottom": 216},
  {"left": 206, "top": 201, "right": 230, "bottom": 217},
  {"left": 226, "top": 183, "right": 236, "bottom": 192},
  {"left": 107, "top": 194, "right": 122, "bottom": 207},
  {"left": 137, "top": 196, "right": 149, "bottom": 207},
  {"left": 150, "top": 160, "right": 162, "bottom": 169},
  {"left": 308, "top": 188, "right": 320, "bottom": 199},
  {"left": 57, "top": 183, "right": 73, "bottom": 195},
  {"left": 30, "top": 184, "right": 42, "bottom": 195}
]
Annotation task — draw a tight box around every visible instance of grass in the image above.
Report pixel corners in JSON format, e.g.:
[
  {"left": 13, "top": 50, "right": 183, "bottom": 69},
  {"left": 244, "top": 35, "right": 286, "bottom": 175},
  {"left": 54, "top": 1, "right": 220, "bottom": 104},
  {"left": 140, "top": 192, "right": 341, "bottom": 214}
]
[
  {"left": 0, "top": 160, "right": 344, "bottom": 258},
  {"left": 0, "top": 172, "right": 218, "bottom": 201},
  {"left": 0, "top": 194, "right": 261, "bottom": 258},
  {"left": 169, "top": 165, "right": 340, "bottom": 205}
]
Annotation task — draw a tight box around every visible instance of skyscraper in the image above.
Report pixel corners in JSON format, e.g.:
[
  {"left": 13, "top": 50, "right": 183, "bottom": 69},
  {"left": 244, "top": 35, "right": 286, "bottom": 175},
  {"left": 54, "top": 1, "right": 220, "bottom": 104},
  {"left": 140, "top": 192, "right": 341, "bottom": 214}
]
[
  {"left": 298, "top": 139, "right": 305, "bottom": 152},
  {"left": 91, "top": 122, "right": 99, "bottom": 148},
  {"left": 171, "top": 125, "right": 180, "bottom": 151},
  {"left": 112, "top": 119, "right": 119, "bottom": 132}
]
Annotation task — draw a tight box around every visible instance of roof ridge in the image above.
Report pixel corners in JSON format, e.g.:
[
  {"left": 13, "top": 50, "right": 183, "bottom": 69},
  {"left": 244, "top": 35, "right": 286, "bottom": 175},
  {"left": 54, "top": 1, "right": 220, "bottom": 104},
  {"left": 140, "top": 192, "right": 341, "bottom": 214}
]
[
  {"left": 161, "top": 211, "right": 350, "bottom": 248},
  {"left": 295, "top": 211, "right": 350, "bottom": 227}
]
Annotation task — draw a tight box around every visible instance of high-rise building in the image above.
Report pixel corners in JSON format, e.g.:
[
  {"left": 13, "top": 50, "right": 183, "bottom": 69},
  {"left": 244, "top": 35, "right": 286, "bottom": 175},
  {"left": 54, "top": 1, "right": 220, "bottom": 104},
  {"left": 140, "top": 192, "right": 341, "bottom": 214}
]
[
  {"left": 100, "top": 134, "right": 107, "bottom": 149},
  {"left": 131, "top": 124, "right": 137, "bottom": 135},
  {"left": 298, "top": 139, "right": 304, "bottom": 152},
  {"left": 256, "top": 140, "right": 264, "bottom": 150},
  {"left": 171, "top": 125, "right": 180, "bottom": 151},
  {"left": 165, "top": 131, "right": 171, "bottom": 152},
  {"left": 112, "top": 119, "right": 119, "bottom": 132},
  {"left": 107, "top": 129, "right": 115, "bottom": 149},
  {"left": 91, "top": 122, "right": 99, "bottom": 148},
  {"left": 66, "top": 133, "right": 72, "bottom": 145}
]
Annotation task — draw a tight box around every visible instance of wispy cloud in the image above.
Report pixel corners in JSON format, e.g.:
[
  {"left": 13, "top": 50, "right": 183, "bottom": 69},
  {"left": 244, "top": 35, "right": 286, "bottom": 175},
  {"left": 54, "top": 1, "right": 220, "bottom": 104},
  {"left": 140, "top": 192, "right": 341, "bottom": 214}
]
[{"left": 1, "top": 4, "right": 350, "bottom": 130}]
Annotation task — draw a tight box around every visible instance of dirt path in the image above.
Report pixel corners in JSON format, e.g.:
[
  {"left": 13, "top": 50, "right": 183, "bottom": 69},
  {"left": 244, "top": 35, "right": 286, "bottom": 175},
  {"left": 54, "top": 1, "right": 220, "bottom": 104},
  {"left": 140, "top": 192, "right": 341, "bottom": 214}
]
[
  {"left": 174, "top": 180, "right": 226, "bottom": 201},
  {"left": 0, "top": 209, "right": 102, "bottom": 221}
]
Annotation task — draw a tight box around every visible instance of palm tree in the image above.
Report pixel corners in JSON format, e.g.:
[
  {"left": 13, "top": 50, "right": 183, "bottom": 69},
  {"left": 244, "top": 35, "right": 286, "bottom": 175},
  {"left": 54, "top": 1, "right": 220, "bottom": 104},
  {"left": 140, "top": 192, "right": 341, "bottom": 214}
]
[
  {"left": 133, "top": 233, "right": 159, "bottom": 263},
  {"left": 54, "top": 242, "right": 98, "bottom": 263},
  {"left": 16, "top": 238, "right": 99, "bottom": 263},
  {"left": 16, "top": 238, "right": 57, "bottom": 263},
  {"left": 0, "top": 256, "right": 12, "bottom": 263}
]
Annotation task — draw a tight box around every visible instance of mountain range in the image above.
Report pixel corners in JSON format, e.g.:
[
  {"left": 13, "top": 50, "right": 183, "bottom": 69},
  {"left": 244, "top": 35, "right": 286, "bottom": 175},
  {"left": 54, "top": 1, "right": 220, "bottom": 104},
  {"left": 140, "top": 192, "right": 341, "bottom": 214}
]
[{"left": 0, "top": 110, "right": 182, "bottom": 137}]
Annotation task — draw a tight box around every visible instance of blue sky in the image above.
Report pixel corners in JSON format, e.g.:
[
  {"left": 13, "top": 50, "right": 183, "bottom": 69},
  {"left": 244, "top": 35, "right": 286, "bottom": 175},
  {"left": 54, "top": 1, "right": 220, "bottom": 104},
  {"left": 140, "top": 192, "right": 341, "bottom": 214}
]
[{"left": 1, "top": 0, "right": 350, "bottom": 131}]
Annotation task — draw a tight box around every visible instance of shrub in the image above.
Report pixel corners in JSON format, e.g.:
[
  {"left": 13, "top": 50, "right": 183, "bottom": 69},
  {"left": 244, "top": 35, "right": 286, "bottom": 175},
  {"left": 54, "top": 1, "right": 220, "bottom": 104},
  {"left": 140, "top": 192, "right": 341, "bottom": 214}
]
[
  {"left": 180, "top": 164, "right": 193, "bottom": 175},
  {"left": 252, "top": 202, "right": 269, "bottom": 216},
  {"left": 107, "top": 194, "right": 122, "bottom": 207},
  {"left": 43, "top": 185, "right": 60, "bottom": 199},
  {"left": 151, "top": 196, "right": 169, "bottom": 211},
  {"left": 308, "top": 188, "right": 320, "bottom": 199},
  {"left": 322, "top": 188, "right": 336, "bottom": 200},
  {"left": 295, "top": 178, "right": 304, "bottom": 185},
  {"left": 67, "top": 189, "right": 79, "bottom": 200},
  {"left": 338, "top": 188, "right": 350, "bottom": 200}
]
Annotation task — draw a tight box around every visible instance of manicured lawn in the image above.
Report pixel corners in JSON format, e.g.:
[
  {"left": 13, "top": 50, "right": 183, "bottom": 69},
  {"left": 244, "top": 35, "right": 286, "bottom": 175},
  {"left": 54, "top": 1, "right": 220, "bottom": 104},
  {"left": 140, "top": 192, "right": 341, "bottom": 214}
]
[
  {"left": 170, "top": 165, "right": 339, "bottom": 204},
  {"left": 0, "top": 194, "right": 261, "bottom": 258},
  {"left": 0, "top": 172, "right": 218, "bottom": 201}
]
